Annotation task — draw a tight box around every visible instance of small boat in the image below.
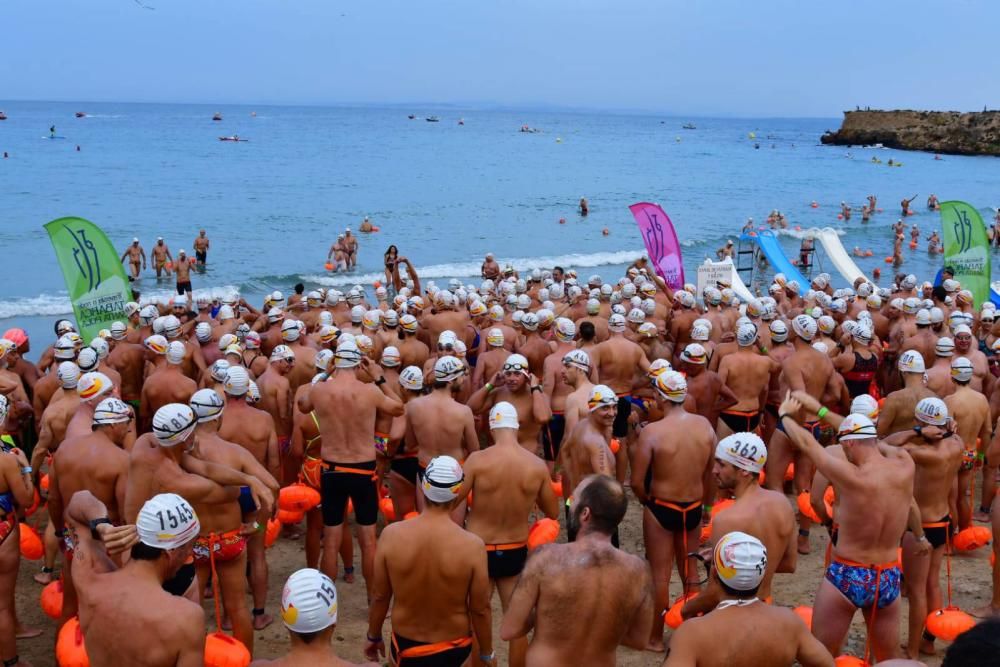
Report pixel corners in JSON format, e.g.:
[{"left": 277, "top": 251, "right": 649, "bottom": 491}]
[
  {"left": 0, "top": 111, "right": 7, "bottom": 121},
  {"left": 682, "top": 123, "right": 696, "bottom": 130},
  {"left": 425, "top": 116, "right": 440, "bottom": 122},
  {"left": 519, "top": 125, "right": 541, "bottom": 134},
  {"left": 75, "top": 112, "right": 87, "bottom": 118},
  {"left": 219, "top": 136, "right": 248, "bottom": 142},
  {"left": 250, "top": 111, "right": 257, "bottom": 117},
  {"left": 212, "top": 113, "right": 223, "bottom": 121},
  {"left": 408, "top": 114, "right": 416, "bottom": 119}
]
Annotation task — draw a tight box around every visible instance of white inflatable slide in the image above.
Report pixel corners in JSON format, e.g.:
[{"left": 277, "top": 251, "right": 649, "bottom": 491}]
[{"left": 808, "top": 227, "right": 865, "bottom": 286}]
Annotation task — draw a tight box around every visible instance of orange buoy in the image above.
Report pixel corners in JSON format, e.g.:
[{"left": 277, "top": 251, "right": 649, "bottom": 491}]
[
  {"left": 550, "top": 479, "right": 563, "bottom": 497},
  {"left": 346, "top": 499, "right": 354, "bottom": 515},
  {"left": 373, "top": 281, "right": 382, "bottom": 290},
  {"left": 264, "top": 517, "right": 280, "bottom": 548},
  {"left": 784, "top": 463, "right": 795, "bottom": 482},
  {"left": 528, "top": 518, "right": 560, "bottom": 551},
  {"left": 793, "top": 605, "right": 813, "bottom": 629},
  {"left": 276, "top": 508, "right": 304, "bottom": 525},
  {"left": 794, "top": 225, "right": 802, "bottom": 231},
  {"left": 278, "top": 483, "right": 321, "bottom": 512},
  {"left": 810, "top": 201, "right": 819, "bottom": 208},
  {"left": 370, "top": 226, "right": 380, "bottom": 232},
  {"left": 665, "top": 592, "right": 698, "bottom": 629},
  {"left": 559, "top": 218, "right": 566, "bottom": 225},
  {"left": 953, "top": 526, "right": 991, "bottom": 551},
  {"left": 41, "top": 579, "right": 64, "bottom": 620},
  {"left": 884, "top": 256, "right": 893, "bottom": 263},
  {"left": 56, "top": 616, "right": 90, "bottom": 667},
  {"left": 700, "top": 521, "right": 713, "bottom": 542},
  {"left": 601, "top": 228, "right": 609, "bottom": 236},
  {"left": 926, "top": 607, "right": 976, "bottom": 641},
  {"left": 823, "top": 486, "right": 835, "bottom": 516},
  {"left": 711, "top": 498, "right": 734, "bottom": 518},
  {"left": 20, "top": 523, "right": 43, "bottom": 560},
  {"left": 204, "top": 631, "right": 251, "bottom": 667},
  {"left": 403, "top": 511, "right": 419, "bottom": 521},
  {"left": 25, "top": 487, "right": 41, "bottom": 517},
  {"left": 41, "top": 473, "right": 50, "bottom": 492},
  {"left": 864, "top": 250, "right": 873, "bottom": 257},
  {"left": 834, "top": 656, "right": 867, "bottom": 667},
  {"left": 609, "top": 438, "right": 621, "bottom": 454},
  {"left": 908, "top": 241, "right": 918, "bottom": 250},
  {"left": 837, "top": 214, "right": 844, "bottom": 220},
  {"left": 379, "top": 497, "right": 396, "bottom": 522},
  {"left": 324, "top": 262, "right": 333, "bottom": 271},
  {"left": 797, "top": 491, "right": 821, "bottom": 523}
]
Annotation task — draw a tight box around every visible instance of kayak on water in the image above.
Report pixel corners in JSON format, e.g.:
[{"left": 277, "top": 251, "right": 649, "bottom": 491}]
[
  {"left": 42, "top": 136, "right": 67, "bottom": 139},
  {"left": 218, "top": 136, "right": 249, "bottom": 142}
]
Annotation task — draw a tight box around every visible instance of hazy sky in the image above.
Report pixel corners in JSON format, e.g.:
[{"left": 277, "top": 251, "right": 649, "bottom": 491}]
[{"left": 2, "top": 0, "right": 997, "bottom": 116}]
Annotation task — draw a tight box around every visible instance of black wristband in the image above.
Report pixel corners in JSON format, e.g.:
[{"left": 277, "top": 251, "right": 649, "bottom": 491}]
[
  {"left": 531, "top": 386, "right": 542, "bottom": 393},
  {"left": 367, "top": 634, "right": 383, "bottom": 643},
  {"left": 89, "top": 517, "right": 112, "bottom": 540},
  {"left": 375, "top": 376, "right": 386, "bottom": 386},
  {"left": 778, "top": 413, "right": 793, "bottom": 422}
]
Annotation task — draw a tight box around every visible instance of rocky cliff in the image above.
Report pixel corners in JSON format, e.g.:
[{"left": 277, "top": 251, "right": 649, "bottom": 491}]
[{"left": 820, "top": 110, "right": 1000, "bottom": 156}]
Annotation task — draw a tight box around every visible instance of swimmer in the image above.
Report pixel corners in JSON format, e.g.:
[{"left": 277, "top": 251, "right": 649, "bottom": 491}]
[
  {"left": 540, "top": 319, "right": 579, "bottom": 468},
  {"left": 343, "top": 228, "right": 358, "bottom": 270},
  {"left": 120, "top": 237, "right": 147, "bottom": 280},
  {"left": 716, "top": 322, "right": 777, "bottom": 440},
  {"left": 943, "top": 357, "right": 992, "bottom": 530},
  {"left": 667, "top": 532, "right": 832, "bottom": 667},
  {"left": 461, "top": 403, "right": 560, "bottom": 666},
  {"left": 359, "top": 215, "right": 374, "bottom": 233},
  {"left": 779, "top": 394, "right": 915, "bottom": 662},
  {"left": 174, "top": 249, "right": 193, "bottom": 296},
  {"left": 901, "top": 194, "right": 917, "bottom": 217},
  {"left": 140, "top": 341, "right": 198, "bottom": 433},
  {"left": 501, "top": 475, "right": 654, "bottom": 667},
  {"left": 877, "top": 351, "right": 935, "bottom": 437},
  {"left": 467, "top": 353, "right": 551, "bottom": 454},
  {"left": 560, "top": 385, "right": 619, "bottom": 518},
  {"left": 630, "top": 371, "right": 716, "bottom": 651},
  {"left": 192, "top": 229, "right": 209, "bottom": 267},
  {"left": 365, "top": 456, "right": 494, "bottom": 666},
  {"left": 297, "top": 340, "right": 403, "bottom": 599},
  {"left": 65, "top": 491, "right": 206, "bottom": 666},
  {"left": 481, "top": 253, "right": 500, "bottom": 281},
  {"left": 579, "top": 197, "right": 589, "bottom": 216},
  {"left": 151, "top": 237, "right": 173, "bottom": 278},
  {"left": 255, "top": 345, "right": 295, "bottom": 481},
  {"left": 715, "top": 240, "right": 735, "bottom": 261},
  {"left": 107, "top": 324, "right": 148, "bottom": 411},
  {"left": 253, "top": 568, "right": 377, "bottom": 666}
]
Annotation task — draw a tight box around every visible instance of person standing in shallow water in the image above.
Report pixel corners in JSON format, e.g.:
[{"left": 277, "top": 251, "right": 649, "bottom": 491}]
[
  {"left": 579, "top": 197, "right": 589, "bottom": 216},
  {"left": 193, "top": 229, "right": 210, "bottom": 268}
]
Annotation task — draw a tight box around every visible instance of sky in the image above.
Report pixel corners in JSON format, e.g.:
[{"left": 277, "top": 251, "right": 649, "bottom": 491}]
[{"left": 2, "top": 0, "right": 998, "bottom": 117}]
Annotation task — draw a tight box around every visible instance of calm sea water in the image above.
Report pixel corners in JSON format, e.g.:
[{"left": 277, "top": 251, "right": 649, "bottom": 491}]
[{"left": 2, "top": 101, "right": 999, "bottom": 354}]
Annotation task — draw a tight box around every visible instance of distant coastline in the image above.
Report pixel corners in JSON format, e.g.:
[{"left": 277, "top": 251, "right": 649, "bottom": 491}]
[{"left": 821, "top": 110, "right": 1000, "bottom": 156}]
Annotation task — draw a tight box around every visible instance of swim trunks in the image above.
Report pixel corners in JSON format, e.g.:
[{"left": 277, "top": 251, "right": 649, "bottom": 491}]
[
  {"left": 195, "top": 250, "right": 207, "bottom": 263},
  {"left": 720, "top": 409, "right": 762, "bottom": 434},
  {"left": 301, "top": 455, "right": 323, "bottom": 490},
  {"left": 162, "top": 561, "right": 197, "bottom": 596},
  {"left": 645, "top": 499, "right": 703, "bottom": 533},
  {"left": 193, "top": 529, "right": 247, "bottom": 565},
  {"left": 486, "top": 543, "right": 528, "bottom": 579},
  {"left": 320, "top": 460, "right": 378, "bottom": 527},
  {"left": 390, "top": 454, "right": 420, "bottom": 486},
  {"left": 238, "top": 486, "right": 256, "bottom": 514},
  {"left": 390, "top": 633, "right": 473, "bottom": 667},
  {"left": 613, "top": 394, "right": 632, "bottom": 438},
  {"left": 824, "top": 557, "right": 901, "bottom": 610},
  {"left": 176, "top": 281, "right": 192, "bottom": 295},
  {"left": 541, "top": 413, "right": 566, "bottom": 461},
  {"left": 802, "top": 419, "right": 837, "bottom": 446},
  {"left": 374, "top": 432, "right": 390, "bottom": 457},
  {"left": 0, "top": 515, "right": 15, "bottom": 547},
  {"left": 961, "top": 448, "right": 977, "bottom": 472},
  {"left": 277, "top": 435, "right": 291, "bottom": 457},
  {"left": 922, "top": 516, "right": 951, "bottom": 549}
]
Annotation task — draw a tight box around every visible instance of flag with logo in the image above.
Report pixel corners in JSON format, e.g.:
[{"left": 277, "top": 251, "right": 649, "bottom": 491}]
[
  {"left": 938, "top": 201, "right": 991, "bottom": 306},
  {"left": 44, "top": 216, "right": 133, "bottom": 341}
]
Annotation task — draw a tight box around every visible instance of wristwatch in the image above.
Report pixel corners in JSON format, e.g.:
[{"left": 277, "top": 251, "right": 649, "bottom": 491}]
[
  {"left": 89, "top": 517, "right": 112, "bottom": 540},
  {"left": 531, "top": 385, "right": 543, "bottom": 393},
  {"left": 375, "top": 376, "right": 386, "bottom": 386}
]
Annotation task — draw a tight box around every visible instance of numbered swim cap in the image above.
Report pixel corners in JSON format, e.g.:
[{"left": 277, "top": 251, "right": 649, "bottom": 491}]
[
  {"left": 190, "top": 389, "right": 224, "bottom": 423},
  {"left": 398, "top": 366, "right": 424, "bottom": 392},
  {"left": 281, "top": 568, "right": 338, "bottom": 633},
  {"left": 137, "top": 493, "right": 200, "bottom": 550},
  {"left": 915, "top": 397, "right": 948, "bottom": 426},
  {"left": 716, "top": 432, "right": 766, "bottom": 473},
  {"left": 314, "top": 349, "right": 334, "bottom": 372},
  {"left": 714, "top": 531, "right": 768, "bottom": 592},
  {"left": 897, "top": 350, "right": 926, "bottom": 374},
  {"left": 152, "top": 403, "right": 198, "bottom": 447},
  {"left": 224, "top": 366, "right": 250, "bottom": 397},
  {"left": 92, "top": 397, "right": 131, "bottom": 426}
]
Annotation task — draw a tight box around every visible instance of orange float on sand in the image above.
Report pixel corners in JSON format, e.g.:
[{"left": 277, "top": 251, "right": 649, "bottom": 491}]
[
  {"left": 379, "top": 497, "right": 396, "bottom": 522},
  {"left": 403, "top": 511, "right": 419, "bottom": 521},
  {"left": 834, "top": 656, "right": 868, "bottom": 667},
  {"left": 41, "top": 473, "right": 50, "bottom": 492},
  {"left": 264, "top": 517, "right": 280, "bottom": 548},
  {"left": 793, "top": 605, "right": 813, "bottom": 629},
  {"left": 56, "top": 616, "right": 90, "bottom": 667},
  {"left": 953, "top": 526, "right": 991, "bottom": 551},
  {"left": 204, "top": 631, "right": 251, "bottom": 667},
  {"left": 664, "top": 592, "right": 698, "bottom": 629},
  {"left": 20, "top": 523, "right": 43, "bottom": 560},
  {"left": 711, "top": 498, "right": 734, "bottom": 518},
  {"left": 925, "top": 607, "right": 976, "bottom": 641},
  {"left": 550, "top": 479, "right": 563, "bottom": 497},
  {"left": 278, "top": 483, "right": 321, "bottom": 512},
  {"left": 528, "top": 518, "right": 560, "bottom": 551},
  {"left": 276, "top": 508, "right": 304, "bottom": 525},
  {"left": 41, "top": 579, "right": 64, "bottom": 620},
  {"left": 796, "top": 491, "right": 821, "bottom": 523}
]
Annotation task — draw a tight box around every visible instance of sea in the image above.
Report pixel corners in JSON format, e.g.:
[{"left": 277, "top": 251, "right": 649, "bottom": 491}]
[{"left": 2, "top": 101, "right": 999, "bottom": 358}]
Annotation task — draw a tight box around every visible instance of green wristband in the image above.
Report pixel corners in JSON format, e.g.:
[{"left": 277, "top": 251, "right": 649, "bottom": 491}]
[
  {"left": 817, "top": 406, "right": 829, "bottom": 419},
  {"left": 485, "top": 383, "right": 494, "bottom": 393}
]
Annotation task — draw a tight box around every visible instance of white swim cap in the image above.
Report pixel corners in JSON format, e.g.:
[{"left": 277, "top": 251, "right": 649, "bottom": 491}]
[
  {"left": 75, "top": 346, "right": 98, "bottom": 372},
  {"left": 915, "top": 309, "right": 931, "bottom": 327},
  {"left": 897, "top": 350, "right": 926, "bottom": 374},
  {"left": 152, "top": 403, "right": 198, "bottom": 447},
  {"left": 193, "top": 322, "right": 211, "bottom": 343},
  {"left": 310, "top": 349, "right": 332, "bottom": 373},
  {"left": 714, "top": 531, "right": 768, "bottom": 592},
  {"left": 334, "top": 339, "right": 362, "bottom": 369},
  {"left": 950, "top": 356, "right": 974, "bottom": 384},
  {"left": 935, "top": 337, "right": 955, "bottom": 357},
  {"left": 109, "top": 321, "right": 128, "bottom": 341},
  {"left": 162, "top": 315, "right": 181, "bottom": 338},
  {"left": 166, "top": 341, "right": 185, "bottom": 365},
  {"left": 852, "top": 324, "right": 872, "bottom": 345},
  {"left": 736, "top": 322, "right": 758, "bottom": 347},
  {"left": 271, "top": 344, "right": 295, "bottom": 364},
  {"left": 58, "top": 361, "right": 81, "bottom": 389},
  {"left": 675, "top": 343, "right": 704, "bottom": 366},
  {"left": 486, "top": 328, "right": 505, "bottom": 347},
  {"left": 837, "top": 413, "right": 877, "bottom": 441},
  {"left": 434, "top": 355, "right": 465, "bottom": 383},
  {"left": 380, "top": 346, "right": 400, "bottom": 368},
  {"left": 587, "top": 385, "right": 617, "bottom": 412},
  {"left": 190, "top": 388, "right": 224, "bottom": 423},
  {"left": 399, "top": 366, "right": 424, "bottom": 392},
  {"left": 280, "top": 319, "right": 300, "bottom": 342},
  {"left": 137, "top": 493, "right": 200, "bottom": 550},
  {"left": 562, "top": 349, "right": 591, "bottom": 373},
  {"left": 208, "top": 359, "right": 230, "bottom": 383},
  {"left": 224, "top": 366, "right": 250, "bottom": 396},
  {"left": 421, "top": 455, "right": 464, "bottom": 503},
  {"left": 850, "top": 394, "right": 879, "bottom": 420},
  {"left": 246, "top": 380, "right": 261, "bottom": 404},
  {"left": 791, "top": 314, "right": 816, "bottom": 341},
  {"left": 503, "top": 353, "right": 530, "bottom": 377},
  {"left": 92, "top": 397, "right": 132, "bottom": 426},
  {"left": 489, "top": 402, "right": 519, "bottom": 430},
  {"left": 817, "top": 316, "right": 835, "bottom": 335},
  {"left": 77, "top": 371, "right": 113, "bottom": 403},
  {"left": 915, "top": 397, "right": 948, "bottom": 426},
  {"left": 654, "top": 370, "right": 687, "bottom": 403},
  {"left": 217, "top": 305, "right": 235, "bottom": 322},
  {"left": 281, "top": 568, "right": 338, "bottom": 633},
  {"left": 691, "top": 323, "right": 710, "bottom": 342},
  {"left": 767, "top": 319, "right": 788, "bottom": 343},
  {"left": 608, "top": 314, "right": 626, "bottom": 333},
  {"left": 716, "top": 433, "right": 766, "bottom": 474}
]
